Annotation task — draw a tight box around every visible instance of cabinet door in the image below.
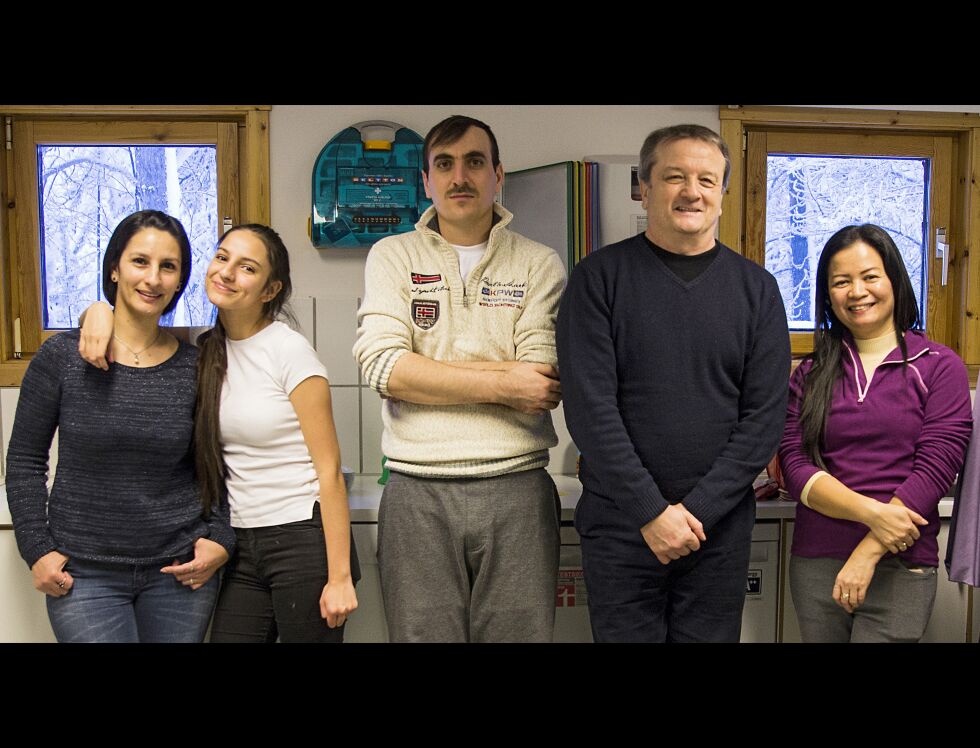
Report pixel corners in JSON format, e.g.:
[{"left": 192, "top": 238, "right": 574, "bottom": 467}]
[
  {"left": 779, "top": 521, "right": 802, "bottom": 643},
  {"left": 921, "top": 521, "right": 971, "bottom": 643},
  {"left": 741, "top": 536, "right": 780, "bottom": 643},
  {"left": 343, "top": 524, "right": 389, "bottom": 643},
  {"left": 0, "top": 530, "right": 56, "bottom": 642}
]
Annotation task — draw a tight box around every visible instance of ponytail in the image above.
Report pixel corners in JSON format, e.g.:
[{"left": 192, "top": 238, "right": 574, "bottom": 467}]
[{"left": 194, "top": 317, "right": 228, "bottom": 515}]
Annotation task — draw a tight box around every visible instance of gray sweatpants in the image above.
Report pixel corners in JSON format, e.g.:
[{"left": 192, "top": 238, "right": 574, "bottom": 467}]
[
  {"left": 377, "top": 468, "right": 561, "bottom": 642},
  {"left": 790, "top": 555, "right": 937, "bottom": 643}
]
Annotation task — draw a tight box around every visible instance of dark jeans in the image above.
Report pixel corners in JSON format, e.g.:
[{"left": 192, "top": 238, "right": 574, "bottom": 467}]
[
  {"left": 576, "top": 490, "right": 754, "bottom": 643},
  {"left": 209, "top": 503, "right": 360, "bottom": 643},
  {"left": 46, "top": 554, "right": 218, "bottom": 643}
]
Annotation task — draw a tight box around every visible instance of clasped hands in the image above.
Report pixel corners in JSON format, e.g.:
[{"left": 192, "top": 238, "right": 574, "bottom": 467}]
[{"left": 640, "top": 504, "right": 706, "bottom": 565}]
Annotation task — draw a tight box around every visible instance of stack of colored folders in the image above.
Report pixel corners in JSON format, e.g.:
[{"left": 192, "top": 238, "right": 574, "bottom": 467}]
[{"left": 501, "top": 161, "right": 601, "bottom": 273}]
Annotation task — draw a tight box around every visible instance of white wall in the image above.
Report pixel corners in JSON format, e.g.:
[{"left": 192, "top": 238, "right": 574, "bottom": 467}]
[
  {"left": 272, "top": 103, "right": 980, "bottom": 301},
  {"left": 271, "top": 105, "right": 719, "bottom": 302}
]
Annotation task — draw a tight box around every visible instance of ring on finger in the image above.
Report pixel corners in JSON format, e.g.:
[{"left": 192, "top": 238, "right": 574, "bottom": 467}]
[
  {"left": 842, "top": 592, "right": 850, "bottom": 600},
  {"left": 57, "top": 579, "right": 66, "bottom": 589},
  {"left": 190, "top": 578, "right": 195, "bottom": 585}
]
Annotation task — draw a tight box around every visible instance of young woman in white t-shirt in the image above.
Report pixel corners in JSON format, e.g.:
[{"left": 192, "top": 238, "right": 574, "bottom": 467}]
[{"left": 81, "top": 224, "right": 358, "bottom": 642}]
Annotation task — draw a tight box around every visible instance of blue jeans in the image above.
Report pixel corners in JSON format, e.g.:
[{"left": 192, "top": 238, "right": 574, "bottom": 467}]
[
  {"left": 209, "top": 502, "right": 360, "bottom": 643},
  {"left": 46, "top": 555, "right": 219, "bottom": 643}
]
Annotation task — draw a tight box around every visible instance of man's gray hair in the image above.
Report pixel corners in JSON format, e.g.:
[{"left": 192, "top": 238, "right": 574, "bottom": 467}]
[{"left": 638, "top": 124, "right": 731, "bottom": 190}]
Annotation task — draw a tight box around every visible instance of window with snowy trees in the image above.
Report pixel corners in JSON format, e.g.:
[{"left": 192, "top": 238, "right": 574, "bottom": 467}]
[
  {"left": 38, "top": 145, "right": 220, "bottom": 328},
  {"left": 725, "top": 115, "right": 966, "bottom": 359},
  {"left": 1, "top": 108, "right": 270, "bottom": 386},
  {"left": 764, "top": 155, "right": 929, "bottom": 331}
]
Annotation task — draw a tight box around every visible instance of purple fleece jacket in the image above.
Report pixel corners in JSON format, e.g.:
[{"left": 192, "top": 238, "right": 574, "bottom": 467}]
[{"left": 780, "top": 331, "right": 972, "bottom": 566}]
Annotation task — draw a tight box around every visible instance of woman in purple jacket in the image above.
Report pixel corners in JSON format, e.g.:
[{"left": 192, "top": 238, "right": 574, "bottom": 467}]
[{"left": 779, "top": 224, "right": 972, "bottom": 642}]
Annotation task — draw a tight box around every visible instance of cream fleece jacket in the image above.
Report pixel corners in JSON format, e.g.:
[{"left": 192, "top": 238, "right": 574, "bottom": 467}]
[{"left": 353, "top": 204, "right": 566, "bottom": 478}]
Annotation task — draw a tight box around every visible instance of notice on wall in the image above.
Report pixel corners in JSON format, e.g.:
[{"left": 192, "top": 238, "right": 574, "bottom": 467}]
[
  {"left": 632, "top": 214, "right": 647, "bottom": 236},
  {"left": 556, "top": 568, "right": 588, "bottom": 608}
]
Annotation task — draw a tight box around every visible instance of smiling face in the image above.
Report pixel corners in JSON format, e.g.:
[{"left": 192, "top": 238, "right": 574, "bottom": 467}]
[
  {"left": 640, "top": 137, "right": 726, "bottom": 255},
  {"left": 828, "top": 240, "right": 896, "bottom": 339},
  {"left": 421, "top": 125, "right": 503, "bottom": 243},
  {"left": 112, "top": 228, "right": 183, "bottom": 321},
  {"left": 205, "top": 229, "right": 282, "bottom": 314}
]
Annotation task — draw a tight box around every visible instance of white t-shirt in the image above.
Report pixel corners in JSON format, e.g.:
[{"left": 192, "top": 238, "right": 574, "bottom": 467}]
[
  {"left": 219, "top": 320, "right": 328, "bottom": 528},
  {"left": 452, "top": 241, "right": 487, "bottom": 284}
]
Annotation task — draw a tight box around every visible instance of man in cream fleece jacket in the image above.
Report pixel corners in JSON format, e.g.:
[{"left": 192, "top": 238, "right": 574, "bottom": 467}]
[{"left": 353, "top": 115, "right": 566, "bottom": 642}]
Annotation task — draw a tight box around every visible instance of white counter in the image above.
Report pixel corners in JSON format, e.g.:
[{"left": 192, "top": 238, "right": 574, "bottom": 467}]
[
  {"left": 348, "top": 474, "right": 955, "bottom": 521},
  {"left": 1, "top": 477, "right": 956, "bottom": 528}
]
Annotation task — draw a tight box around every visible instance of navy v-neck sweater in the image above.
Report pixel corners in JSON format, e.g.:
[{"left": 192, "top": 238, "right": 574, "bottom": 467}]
[{"left": 556, "top": 236, "right": 791, "bottom": 532}]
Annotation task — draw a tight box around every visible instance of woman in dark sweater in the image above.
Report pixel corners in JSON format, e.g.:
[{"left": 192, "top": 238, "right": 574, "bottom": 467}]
[
  {"left": 779, "top": 224, "right": 972, "bottom": 642},
  {"left": 5, "top": 211, "right": 235, "bottom": 642}
]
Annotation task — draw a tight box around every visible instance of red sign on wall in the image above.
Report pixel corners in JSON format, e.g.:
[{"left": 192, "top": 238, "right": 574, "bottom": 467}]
[{"left": 556, "top": 569, "right": 585, "bottom": 608}]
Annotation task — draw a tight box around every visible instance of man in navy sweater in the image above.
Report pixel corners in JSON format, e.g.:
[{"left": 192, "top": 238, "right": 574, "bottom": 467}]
[{"left": 557, "top": 125, "right": 790, "bottom": 642}]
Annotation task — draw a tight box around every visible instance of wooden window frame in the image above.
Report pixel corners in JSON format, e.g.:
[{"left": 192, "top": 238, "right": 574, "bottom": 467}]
[
  {"left": 0, "top": 105, "right": 271, "bottom": 386},
  {"left": 719, "top": 105, "right": 980, "bottom": 380}
]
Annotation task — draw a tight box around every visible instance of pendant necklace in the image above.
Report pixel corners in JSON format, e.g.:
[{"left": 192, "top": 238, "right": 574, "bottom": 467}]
[{"left": 113, "top": 329, "right": 162, "bottom": 365}]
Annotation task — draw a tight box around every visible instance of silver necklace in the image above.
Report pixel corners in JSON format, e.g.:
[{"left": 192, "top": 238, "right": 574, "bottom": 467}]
[{"left": 113, "top": 329, "right": 162, "bottom": 365}]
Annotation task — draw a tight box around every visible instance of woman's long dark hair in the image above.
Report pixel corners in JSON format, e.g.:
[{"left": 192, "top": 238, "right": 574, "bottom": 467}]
[
  {"left": 798, "top": 224, "right": 921, "bottom": 469},
  {"left": 194, "top": 224, "right": 294, "bottom": 514}
]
